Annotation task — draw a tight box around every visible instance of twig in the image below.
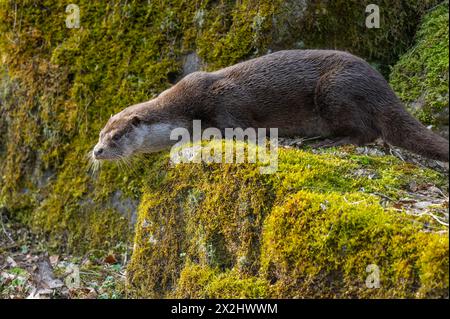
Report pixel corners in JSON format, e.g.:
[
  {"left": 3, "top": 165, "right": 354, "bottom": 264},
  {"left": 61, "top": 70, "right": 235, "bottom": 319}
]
[
  {"left": 401, "top": 208, "right": 449, "bottom": 228},
  {"left": 405, "top": 191, "right": 435, "bottom": 200},
  {"left": 0, "top": 211, "right": 14, "bottom": 243},
  {"left": 301, "top": 136, "right": 323, "bottom": 142},
  {"left": 427, "top": 212, "right": 449, "bottom": 227},
  {"left": 79, "top": 271, "right": 102, "bottom": 276},
  {"left": 432, "top": 187, "right": 448, "bottom": 199},
  {"left": 389, "top": 147, "right": 405, "bottom": 162},
  {"left": 372, "top": 192, "right": 395, "bottom": 202},
  {"left": 13, "top": 1, "right": 17, "bottom": 31},
  {"left": 426, "top": 1, "right": 448, "bottom": 14}
]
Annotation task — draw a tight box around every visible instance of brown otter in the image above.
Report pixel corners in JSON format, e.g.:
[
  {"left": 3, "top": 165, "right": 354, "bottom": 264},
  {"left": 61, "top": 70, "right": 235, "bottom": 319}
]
[{"left": 93, "top": 50, "right": 449, "bottom": 162}]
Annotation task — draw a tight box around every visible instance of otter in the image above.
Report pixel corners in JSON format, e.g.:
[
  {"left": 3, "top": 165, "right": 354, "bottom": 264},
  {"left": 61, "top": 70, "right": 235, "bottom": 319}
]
[{"left": 93, "top": 50, "right": 449, "bottom": 162}]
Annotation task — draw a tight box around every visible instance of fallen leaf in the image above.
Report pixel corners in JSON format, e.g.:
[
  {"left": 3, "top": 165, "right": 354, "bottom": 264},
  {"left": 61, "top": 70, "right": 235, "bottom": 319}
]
[
  {"left": 6, "top": 256, "right": 17, "bottom": 267},
  {"left": 36, "top": 259, "right": 63, "bottom": 289},
  {"left": 49, "top": 255, "right": 59, "bottom": 267},
  {"left": 104, "top": 254, "right": 117, "bottom": 264},
  {"left": 27, "top": 288, "right": 53, "bottom": 299},
  {"left": 68, "top": 287, "right": 97, "bottom": 299},
  {"left": 409, "top": 181, "right": 418, "bottom": 192}
]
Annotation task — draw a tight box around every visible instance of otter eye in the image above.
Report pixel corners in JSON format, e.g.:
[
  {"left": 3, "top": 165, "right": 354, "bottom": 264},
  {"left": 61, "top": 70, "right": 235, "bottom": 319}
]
[{"left": 112, "top": 134, "right": 121, "bottom": 141}]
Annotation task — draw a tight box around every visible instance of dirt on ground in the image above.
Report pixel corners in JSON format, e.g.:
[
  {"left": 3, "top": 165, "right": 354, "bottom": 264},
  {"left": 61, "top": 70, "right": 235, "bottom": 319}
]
[{"left": 0, "top": 209, "right": 129, "bottom": 299}]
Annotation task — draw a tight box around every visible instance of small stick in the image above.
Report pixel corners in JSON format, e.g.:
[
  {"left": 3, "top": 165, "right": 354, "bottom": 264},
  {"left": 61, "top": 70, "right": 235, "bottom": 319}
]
[
  {"left": 0, "top": 211, "right": 14, "bottom": 243},
  {"left": 427, "top": 212, "right": 449, "bottom": 227},
  {"left": 372, "top": 192, "right": 395, "bottom": 202}
]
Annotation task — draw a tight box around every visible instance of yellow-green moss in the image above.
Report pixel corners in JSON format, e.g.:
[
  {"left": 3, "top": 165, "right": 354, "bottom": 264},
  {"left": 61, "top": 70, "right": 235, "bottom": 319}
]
[
  {"left": 173, "top": 264, "right": 269, "bottom": 298},
  {"left": 126, "top": 144, "right": 274, "bottom": 298},
  {"left": 126, "top": 141, "right": 448, "bottom": 298},
  {"left": 261, "top": 191, "right": 448, "bottom": 298},
  {"left": 390, "top": 2, "right": 449, "bottom": 128},
  {"left": 0, "top": 0, "right": 443, "bottom": 253}
]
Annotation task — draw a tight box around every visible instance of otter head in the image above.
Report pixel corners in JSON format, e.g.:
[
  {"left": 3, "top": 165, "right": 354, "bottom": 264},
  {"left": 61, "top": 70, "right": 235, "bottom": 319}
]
[{"left": 93, "top": 113, "right": 176, "bottom": 161}]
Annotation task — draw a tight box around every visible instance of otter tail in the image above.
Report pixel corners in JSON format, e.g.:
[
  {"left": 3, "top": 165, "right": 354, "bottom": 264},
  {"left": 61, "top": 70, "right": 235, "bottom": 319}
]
[{"left": 378, "top": 105, "right": 449, "bottom": 162}]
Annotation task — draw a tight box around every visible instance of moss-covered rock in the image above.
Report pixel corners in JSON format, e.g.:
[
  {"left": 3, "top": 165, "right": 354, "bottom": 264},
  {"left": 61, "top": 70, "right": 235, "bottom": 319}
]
[
  {"left": 0, "top": 0, "right": 443, "bottom": 253},
  {"left": 390, "top": 2, "right": 449, "bottom": 137},
  {"left": 126, "top": 143, "right": 448, "bottom": 298},
  {"left": 174, "top": 264, "right": 270, "bottom": 298},
  {"left": 261, "top": 191, "right": 448, "bottom": 298}
]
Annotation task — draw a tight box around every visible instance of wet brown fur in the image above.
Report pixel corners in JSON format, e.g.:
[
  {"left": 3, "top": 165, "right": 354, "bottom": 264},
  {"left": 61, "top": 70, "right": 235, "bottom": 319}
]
[{"left": 101, "top": 50, "right": 449, "bottom": 162}]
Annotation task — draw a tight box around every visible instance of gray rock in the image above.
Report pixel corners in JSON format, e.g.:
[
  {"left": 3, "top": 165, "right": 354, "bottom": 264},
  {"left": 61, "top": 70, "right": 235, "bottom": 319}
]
[{"left": 182, "top": 52, "right": 203, "bottom": 77}]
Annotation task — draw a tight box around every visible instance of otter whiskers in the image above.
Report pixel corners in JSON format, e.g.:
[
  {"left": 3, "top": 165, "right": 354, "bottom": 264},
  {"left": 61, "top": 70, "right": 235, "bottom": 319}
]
[
  {"left": 86, "top": 149, "right": 101, "bottom": 175},
  {"left": 87, "top": 148, "right": 139, "bottom": 176}
]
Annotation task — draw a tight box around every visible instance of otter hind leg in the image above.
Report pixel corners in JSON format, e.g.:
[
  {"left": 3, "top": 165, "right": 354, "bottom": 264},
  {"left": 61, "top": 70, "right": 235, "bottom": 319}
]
[{"left": 314, "top": 69, "right": 381, "bottom": 147}]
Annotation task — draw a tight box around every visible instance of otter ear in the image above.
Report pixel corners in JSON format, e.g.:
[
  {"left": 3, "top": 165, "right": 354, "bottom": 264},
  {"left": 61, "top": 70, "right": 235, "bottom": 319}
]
[{"left": 131, "top": 116, "right": 142, "bottom": 127}]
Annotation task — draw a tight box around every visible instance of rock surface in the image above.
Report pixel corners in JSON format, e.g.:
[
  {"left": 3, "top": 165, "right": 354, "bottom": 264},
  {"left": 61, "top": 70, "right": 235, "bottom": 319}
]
[{"left": 390, "top": 4, "right": 449, "bottom": 138}]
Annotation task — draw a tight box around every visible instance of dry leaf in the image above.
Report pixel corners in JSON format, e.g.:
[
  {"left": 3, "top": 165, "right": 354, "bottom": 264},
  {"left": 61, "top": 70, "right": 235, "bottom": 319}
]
[
  {"left": 104, "top": 254, "right": 117, "bottom": 264},
  {"left": 49, "top": 255, "right": 59, "bottom": 267},
  {"left": 37, "top": 259, "right": 63, "bottom": 289},
  {"left": 6, "top": 256, "right": 17, "bottom": 267}
]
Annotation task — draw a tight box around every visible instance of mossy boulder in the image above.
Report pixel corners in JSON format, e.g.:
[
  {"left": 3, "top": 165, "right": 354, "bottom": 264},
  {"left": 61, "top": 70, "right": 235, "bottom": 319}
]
[
  {"left": 126, "top": 143, "right": 448, "bottom": 298},
  {"left": 390, "top": 3, "right": 449, "bottom": 138},
  {"left": 261, "top": 191, "right": 448, "bottom": 298},
  {"left": 0, "top": 0, "right": 443, "bottom": 253}
]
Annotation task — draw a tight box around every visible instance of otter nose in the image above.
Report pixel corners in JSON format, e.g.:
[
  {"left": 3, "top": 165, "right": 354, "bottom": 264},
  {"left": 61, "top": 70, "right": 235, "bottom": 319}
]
[{"left": 94, "top": 147, "right": 104, "bottom": 157}]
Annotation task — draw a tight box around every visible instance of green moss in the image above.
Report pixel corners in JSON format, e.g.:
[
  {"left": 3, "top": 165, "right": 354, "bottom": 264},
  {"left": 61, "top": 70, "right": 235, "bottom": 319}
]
[
  {"left": 172, "top": 264, "right": 269, "bottom": 298},
  {"left": 195, "top": 0, "right": 281, "bottom": 69},
  {"left": 261, "top": 191, "right": 448, "bottom": 298},
  {"left": 126, "top": 142, "right": 447, "bottom": 298},
  {"left": 126, "top": 144, "right": 274, "bottom": 298},
  {"left": 390, "top": 2, "right": 449, "bottom": 128},
  {"left": 274, "top": 147, "right": 446, "bottom": 199},
  {"left": 171, "top": 264, "right": 218, "bottom": 299}
]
